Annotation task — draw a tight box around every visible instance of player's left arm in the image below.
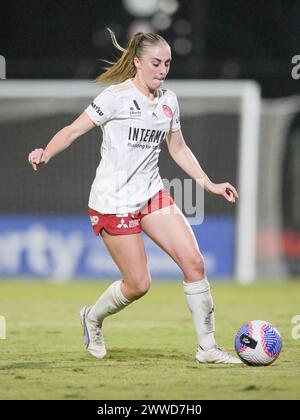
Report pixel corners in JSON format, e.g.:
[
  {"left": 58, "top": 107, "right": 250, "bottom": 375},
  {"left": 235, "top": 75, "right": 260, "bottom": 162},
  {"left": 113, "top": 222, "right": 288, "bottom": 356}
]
[{"left": 166, "top": 129, "right": 238, "bottom": 203}]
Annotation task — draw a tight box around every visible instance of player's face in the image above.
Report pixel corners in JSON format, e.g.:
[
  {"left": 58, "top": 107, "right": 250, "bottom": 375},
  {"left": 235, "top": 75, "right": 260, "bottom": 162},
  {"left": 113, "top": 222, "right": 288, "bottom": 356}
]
[{"left": 134, "top": 43, "right": 172, "bottom": 92}]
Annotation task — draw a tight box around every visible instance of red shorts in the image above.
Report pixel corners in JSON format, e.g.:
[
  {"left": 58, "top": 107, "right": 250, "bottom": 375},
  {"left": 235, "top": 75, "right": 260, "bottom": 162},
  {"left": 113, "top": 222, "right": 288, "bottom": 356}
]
[{"left": 89, "top": 189, "right": 174, "bottom": 236}]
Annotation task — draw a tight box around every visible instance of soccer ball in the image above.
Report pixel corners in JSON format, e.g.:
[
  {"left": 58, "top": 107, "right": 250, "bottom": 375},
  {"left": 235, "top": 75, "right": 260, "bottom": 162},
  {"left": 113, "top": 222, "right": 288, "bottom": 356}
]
[{"left": 235, "top": 320, "right": 282, "bottom": 366}]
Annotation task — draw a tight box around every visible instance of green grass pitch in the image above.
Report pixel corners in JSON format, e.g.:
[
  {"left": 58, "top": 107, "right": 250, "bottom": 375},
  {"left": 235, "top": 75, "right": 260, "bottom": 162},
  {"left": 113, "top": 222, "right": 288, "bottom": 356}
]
[{"left": 0, "top": 280, "right": 299, "bottom": 400}]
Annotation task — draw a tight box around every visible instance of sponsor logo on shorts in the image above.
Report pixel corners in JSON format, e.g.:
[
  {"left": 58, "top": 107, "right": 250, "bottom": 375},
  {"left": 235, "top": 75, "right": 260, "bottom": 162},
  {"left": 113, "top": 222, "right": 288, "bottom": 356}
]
[
  {"left": 129, "top": 219, "right": 140, "bottom": 228},
  {"left": 117, "top": 218, "right": 128, "bottom": 228}
]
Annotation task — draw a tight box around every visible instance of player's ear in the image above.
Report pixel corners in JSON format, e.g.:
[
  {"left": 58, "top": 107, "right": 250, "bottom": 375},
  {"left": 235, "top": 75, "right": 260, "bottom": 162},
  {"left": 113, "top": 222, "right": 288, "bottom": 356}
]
[{"left": 133, "top": 56, "right": 140, "bottom": 69}]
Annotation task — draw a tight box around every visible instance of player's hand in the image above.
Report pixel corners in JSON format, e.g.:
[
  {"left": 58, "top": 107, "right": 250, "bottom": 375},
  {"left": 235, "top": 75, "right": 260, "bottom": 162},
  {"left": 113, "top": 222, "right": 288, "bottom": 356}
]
[
  {"left": 28, "top": 148, "right": 49, "bottom": 171},
  {"left": 208, "top": 182, "right": 238, "bottom": 203}
]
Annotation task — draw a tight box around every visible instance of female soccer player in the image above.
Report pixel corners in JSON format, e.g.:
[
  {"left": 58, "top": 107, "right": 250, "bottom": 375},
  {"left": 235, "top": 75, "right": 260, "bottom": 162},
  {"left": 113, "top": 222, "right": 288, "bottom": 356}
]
[{"left": 28, "top": 30, "right": 241, "bottom": 364}]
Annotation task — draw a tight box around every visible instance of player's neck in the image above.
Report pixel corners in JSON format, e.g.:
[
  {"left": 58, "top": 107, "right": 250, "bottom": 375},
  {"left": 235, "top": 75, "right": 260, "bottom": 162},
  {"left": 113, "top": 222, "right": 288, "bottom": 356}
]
[{"left": 131, "top": 77, "right": 157, "bottom": 101}]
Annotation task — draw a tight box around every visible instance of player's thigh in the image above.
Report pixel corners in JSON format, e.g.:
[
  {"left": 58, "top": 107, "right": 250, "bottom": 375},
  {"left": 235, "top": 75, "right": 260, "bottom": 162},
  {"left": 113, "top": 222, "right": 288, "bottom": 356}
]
[
  {"left": 101, "top": 230, "right": 151, "bottom": 288},
  {"left": 141, "top": 204, "right": 203, "bottom": 271}
]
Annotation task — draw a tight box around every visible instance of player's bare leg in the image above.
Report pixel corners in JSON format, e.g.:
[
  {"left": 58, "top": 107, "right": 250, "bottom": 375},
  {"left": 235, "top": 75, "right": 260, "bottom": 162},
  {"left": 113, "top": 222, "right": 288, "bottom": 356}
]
[
  {"left": 100, "top": 230, "right": 151, "bottom": 301},
  {"left": 80, "top": 230, "right": 151, "bottom": 359},
  {"left": 141, "top": 204, "right": 241, "bottom": 364}
]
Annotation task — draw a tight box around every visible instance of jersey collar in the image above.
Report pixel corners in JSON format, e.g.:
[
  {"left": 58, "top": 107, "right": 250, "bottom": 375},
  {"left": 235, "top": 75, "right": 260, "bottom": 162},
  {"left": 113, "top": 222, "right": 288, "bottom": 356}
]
[{"left": 129, "top": 79, "right": 161, "bottom": 105}]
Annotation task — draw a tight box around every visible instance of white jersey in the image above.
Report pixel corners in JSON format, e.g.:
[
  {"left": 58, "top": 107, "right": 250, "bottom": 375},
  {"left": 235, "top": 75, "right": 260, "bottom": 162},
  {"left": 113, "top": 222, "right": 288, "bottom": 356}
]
[{"left": 85, "top": 79, "right": 181, "bottom": 214}]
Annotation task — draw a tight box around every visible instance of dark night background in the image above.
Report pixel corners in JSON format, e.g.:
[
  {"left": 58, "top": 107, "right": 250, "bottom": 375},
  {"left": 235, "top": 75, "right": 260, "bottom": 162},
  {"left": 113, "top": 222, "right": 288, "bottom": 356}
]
[
  {"left": 1, "top": 0, "right": 300, "bottom": 276},
  {"left": 1, "top": 0, "right": 300, "bottom": 98}
]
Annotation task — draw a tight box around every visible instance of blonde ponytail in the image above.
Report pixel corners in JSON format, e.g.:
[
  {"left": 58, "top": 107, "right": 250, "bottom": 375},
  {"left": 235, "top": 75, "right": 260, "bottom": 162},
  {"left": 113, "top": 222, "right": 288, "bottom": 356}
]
[{"left": 97, "top": 28, "right": 168, "bottom": 85}]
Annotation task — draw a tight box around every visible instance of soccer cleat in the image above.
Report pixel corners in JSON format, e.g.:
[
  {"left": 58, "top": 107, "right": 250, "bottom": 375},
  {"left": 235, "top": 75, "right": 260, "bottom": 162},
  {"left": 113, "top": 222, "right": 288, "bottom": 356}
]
[
  {"left": 196, "top": 346, "right": 242, "bottom": 364},
  {"left": 80, "top": 305, "right": 107, "bottom": 359}
]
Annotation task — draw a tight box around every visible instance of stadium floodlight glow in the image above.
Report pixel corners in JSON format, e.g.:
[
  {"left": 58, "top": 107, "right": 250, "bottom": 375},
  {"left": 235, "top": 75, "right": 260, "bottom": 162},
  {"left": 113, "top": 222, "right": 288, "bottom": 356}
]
[
  {"left": 173, "top": 38, "right": 193, "bottom": 55},
  {"left": 128, "top": 20, "right": 155, "bottom": 38},
  {"left": 152, "top": 12, "right": 172, "bottom": 31},
  {"left": 158, "top": 0, "right": 179, "bottom": 15},
  {"left": 173, "top": 19, "right": 192, "bottom": 36},
  {"left": 122, "top": 0, "right": 159, "bottom": 17}
]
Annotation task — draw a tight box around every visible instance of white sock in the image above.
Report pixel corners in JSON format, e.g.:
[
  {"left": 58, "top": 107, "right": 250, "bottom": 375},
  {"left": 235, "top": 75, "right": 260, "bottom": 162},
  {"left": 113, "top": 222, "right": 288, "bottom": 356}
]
[
  {"left": 88, "top": 280, "right": 132, "bottom": 325},
  {"left": 183, "top": 277, "right": 216, "bottom": 351}
]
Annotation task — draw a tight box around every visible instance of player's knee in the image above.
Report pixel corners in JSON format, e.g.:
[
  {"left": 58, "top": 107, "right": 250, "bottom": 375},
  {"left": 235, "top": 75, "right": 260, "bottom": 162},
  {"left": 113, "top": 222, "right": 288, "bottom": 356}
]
[
  {"left": 134, "top": 281, "right": 151, "bottom": 299},
  {"left": 125, "top": 275, "right": 151, "bottom": 299},
  {"left": 183, "top": 252, "right": 205, "bottom": 280}
]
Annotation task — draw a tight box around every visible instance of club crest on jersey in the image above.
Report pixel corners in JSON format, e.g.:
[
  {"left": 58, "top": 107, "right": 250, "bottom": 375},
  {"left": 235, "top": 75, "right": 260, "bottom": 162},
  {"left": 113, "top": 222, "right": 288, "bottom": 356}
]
[
  {"left": 162, "top": 105, "right": 173, "bottom": 118},
  {"left": 90, "top": 215, "right": 99, "bottom": 226}
]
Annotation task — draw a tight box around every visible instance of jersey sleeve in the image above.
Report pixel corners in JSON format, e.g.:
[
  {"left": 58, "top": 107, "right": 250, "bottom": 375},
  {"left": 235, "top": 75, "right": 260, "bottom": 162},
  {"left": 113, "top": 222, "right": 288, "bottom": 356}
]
[
  {"left": 85, "top": 89, "right": 116, "bottom": 126},
  {"left": 170, "top": 94, "right": 181, "bottom": 132}
]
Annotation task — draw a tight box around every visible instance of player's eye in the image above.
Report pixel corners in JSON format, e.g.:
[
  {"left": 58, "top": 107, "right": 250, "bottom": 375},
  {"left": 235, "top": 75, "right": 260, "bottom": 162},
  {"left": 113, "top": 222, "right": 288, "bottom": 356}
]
[{"left": 152, "top": 62, "right": 159, "bottom": 67}]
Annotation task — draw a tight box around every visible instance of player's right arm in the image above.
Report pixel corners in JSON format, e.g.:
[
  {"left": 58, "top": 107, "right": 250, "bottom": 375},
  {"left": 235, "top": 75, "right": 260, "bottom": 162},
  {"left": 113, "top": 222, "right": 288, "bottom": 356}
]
[{"left": 28, "top": 112, "right": 95, "bottom": 171}]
